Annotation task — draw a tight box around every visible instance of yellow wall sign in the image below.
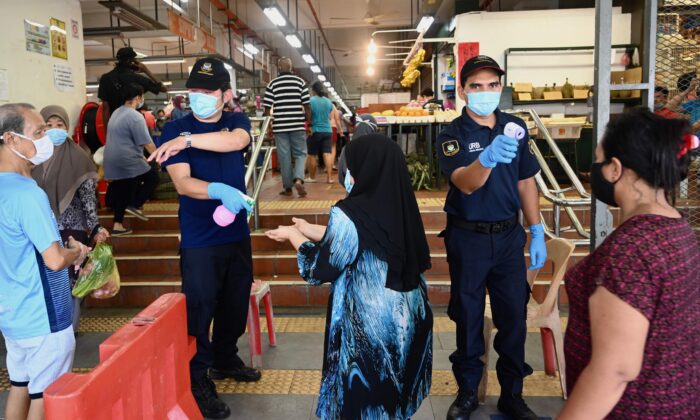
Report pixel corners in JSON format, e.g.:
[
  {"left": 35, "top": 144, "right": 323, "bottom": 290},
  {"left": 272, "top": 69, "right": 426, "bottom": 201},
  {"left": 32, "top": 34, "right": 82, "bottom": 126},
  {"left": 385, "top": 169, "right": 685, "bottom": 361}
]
[{"left": 50, "top": 18, "right": 67, "bottom": 60}]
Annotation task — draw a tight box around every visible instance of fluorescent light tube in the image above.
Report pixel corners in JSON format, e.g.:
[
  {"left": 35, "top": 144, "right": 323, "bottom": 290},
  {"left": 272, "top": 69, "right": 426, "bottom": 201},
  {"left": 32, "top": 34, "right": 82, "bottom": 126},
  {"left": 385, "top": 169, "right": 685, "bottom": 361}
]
[
  {"left": 244, "top": 43, "right": 259, "bottom": 55},
  {"left": 416, "top": 16, "right": 434, "bottom": 33},
  {"left": 285, "top": 34, "right": 301, "bottom": 48},
  {"left": 302, "top": 54, "right": 315, "bottom": 64},
  {"left": 264, "top": 7, "right": 287, "bottom": 26}
]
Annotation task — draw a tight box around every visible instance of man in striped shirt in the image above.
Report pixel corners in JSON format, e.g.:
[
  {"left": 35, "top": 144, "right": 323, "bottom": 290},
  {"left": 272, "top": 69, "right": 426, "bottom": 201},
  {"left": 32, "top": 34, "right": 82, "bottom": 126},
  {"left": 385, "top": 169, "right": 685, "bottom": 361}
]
[{"left": 263, "top": 57, "right": 311, "bottom": 197}]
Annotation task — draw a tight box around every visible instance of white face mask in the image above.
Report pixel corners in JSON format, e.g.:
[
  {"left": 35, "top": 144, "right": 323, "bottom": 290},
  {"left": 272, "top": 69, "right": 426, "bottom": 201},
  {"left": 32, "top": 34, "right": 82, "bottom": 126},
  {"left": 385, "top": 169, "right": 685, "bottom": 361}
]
[{"left": 3, "top": 131, "right": 55, "bottom": 165}]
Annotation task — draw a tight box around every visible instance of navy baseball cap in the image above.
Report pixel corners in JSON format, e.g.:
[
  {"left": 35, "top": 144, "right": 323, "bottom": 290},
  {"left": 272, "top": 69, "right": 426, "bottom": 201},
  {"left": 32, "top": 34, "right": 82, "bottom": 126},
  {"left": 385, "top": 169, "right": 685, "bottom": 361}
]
[
  {"left": 186, "top": 57, "right": 231, "bottom": 90},
  {"left": 460, "top": 55, "right": 505, "bottom": 86}
]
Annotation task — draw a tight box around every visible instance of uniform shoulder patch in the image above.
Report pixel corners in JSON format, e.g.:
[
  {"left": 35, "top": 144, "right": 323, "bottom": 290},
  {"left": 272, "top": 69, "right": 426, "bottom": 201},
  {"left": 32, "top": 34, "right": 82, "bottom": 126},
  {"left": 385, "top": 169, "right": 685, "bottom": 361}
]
[{"left": 442, "top": 139, "right": 460, "bottom": 157}]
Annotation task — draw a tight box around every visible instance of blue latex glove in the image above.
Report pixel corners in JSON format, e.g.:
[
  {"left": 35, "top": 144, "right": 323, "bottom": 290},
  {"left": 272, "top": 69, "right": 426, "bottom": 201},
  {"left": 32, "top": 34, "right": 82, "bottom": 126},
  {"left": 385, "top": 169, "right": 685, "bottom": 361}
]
[
  {"left": 208, "top": 183, "right": 253, "bottom": 214},
  {"left": 528, "top": 223, "right": 547, "bottom": 270},
  {"left": 478, "top": 134, "right": 519, "bottom": 168}
]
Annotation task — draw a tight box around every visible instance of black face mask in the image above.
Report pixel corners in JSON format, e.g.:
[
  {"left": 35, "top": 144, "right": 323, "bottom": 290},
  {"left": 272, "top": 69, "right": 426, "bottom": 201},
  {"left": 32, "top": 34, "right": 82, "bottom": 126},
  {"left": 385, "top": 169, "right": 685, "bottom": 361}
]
[{"left": 590, "top": 161, "right": 619, "bottom": 207}]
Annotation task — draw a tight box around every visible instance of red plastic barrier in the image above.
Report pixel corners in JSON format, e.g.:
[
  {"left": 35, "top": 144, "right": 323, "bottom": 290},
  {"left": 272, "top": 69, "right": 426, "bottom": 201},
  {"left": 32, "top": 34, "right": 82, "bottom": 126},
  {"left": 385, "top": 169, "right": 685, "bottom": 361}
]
[{"left": 44, "top": 293, "right": 202, "bottom": 420}]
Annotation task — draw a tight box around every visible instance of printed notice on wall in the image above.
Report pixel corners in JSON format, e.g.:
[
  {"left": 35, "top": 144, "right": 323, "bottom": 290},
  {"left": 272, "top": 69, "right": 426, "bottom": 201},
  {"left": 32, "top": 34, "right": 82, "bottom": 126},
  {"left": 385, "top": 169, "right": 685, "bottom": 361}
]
[
  {"left": 25, "top": 19, "right": 50, "bottom": 56},
  {"left": 50, "top": 18, "right": 68, "bottom": 59},
  {"left": 0, "top": 69, "right": 9, "bottom": 101},
  {"left": 53, "top": 64, "right": 74, "bottom": 92}
]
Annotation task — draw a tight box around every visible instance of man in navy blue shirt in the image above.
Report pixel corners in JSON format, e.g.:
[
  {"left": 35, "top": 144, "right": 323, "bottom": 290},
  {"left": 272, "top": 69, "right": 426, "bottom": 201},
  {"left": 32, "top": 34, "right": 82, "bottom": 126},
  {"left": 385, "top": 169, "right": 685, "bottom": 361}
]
[
  {"left": 437, "top": 55, "right": 547, "bottom": 420},
  {"left": 151, "top": 57, "right": 258, "bottom": 419}
]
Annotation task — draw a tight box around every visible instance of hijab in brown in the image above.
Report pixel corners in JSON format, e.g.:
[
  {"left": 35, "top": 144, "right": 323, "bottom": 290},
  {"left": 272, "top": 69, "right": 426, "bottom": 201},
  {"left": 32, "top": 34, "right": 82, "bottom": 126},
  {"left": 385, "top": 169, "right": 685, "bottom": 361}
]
[{"left": 32, "top": 105, "right": 98, "bottom": 218}]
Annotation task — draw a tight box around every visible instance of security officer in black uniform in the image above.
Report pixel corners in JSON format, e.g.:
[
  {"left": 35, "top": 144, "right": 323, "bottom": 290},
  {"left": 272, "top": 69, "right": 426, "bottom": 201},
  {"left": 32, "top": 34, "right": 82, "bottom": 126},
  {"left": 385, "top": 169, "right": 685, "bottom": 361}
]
[{"left": 438, "top": 55, "right": 547, "bottom": 420}]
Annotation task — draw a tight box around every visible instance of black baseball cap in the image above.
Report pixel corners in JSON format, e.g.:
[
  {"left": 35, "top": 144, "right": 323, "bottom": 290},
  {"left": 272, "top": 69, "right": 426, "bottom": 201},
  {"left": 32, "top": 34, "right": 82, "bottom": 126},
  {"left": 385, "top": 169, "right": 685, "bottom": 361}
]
[
  {"left": 460, "top": 55, "right": 505, "bottom": 86},
  {"left": 186, "top": 57, "right": 231, "bottom": 90},
  {"left": 116, "top": 47, "right": 137, "bottom": 61}
]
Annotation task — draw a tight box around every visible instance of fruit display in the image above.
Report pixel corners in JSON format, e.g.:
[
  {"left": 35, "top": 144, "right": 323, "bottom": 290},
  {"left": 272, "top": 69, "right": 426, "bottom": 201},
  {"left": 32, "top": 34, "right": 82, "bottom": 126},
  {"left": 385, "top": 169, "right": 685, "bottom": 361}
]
[
  {"left": 395, "top": 106, "right": 429, "bottom": 117},
  {"left": 400, "top": 48, "right": 426, "bottom": 88},
  {"left": 433, "top": 109, "right": 460, "bottom": 123}
]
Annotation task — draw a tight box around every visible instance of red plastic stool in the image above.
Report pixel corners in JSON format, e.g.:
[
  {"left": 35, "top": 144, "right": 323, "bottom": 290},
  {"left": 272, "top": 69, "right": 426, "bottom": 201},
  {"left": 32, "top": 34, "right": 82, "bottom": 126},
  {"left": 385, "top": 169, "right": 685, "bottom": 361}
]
[{"left": 247, "top": 280, "right": 276, "bottom": 368}]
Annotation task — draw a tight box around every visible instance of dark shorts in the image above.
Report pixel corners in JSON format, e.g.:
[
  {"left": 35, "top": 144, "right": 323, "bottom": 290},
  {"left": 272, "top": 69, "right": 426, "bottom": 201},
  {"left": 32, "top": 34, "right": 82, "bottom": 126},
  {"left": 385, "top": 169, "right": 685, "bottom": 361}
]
[{"left": 307, "top": 132, "right": 332, "bottom": 155}]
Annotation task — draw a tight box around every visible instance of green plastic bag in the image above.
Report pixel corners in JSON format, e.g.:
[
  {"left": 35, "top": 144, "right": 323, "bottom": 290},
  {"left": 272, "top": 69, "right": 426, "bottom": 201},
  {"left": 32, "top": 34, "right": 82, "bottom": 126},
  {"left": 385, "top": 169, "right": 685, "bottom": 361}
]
[{"left": 72, "top": 243, "right": 121, "bottom": 299}]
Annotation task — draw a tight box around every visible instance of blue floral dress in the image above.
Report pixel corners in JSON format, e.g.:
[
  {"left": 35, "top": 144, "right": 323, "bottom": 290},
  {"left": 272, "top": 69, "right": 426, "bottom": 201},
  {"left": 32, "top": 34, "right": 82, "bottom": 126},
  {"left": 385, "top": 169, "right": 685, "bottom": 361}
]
[{"left": 298, "top": 207, "right": 433, "bottom": 420}]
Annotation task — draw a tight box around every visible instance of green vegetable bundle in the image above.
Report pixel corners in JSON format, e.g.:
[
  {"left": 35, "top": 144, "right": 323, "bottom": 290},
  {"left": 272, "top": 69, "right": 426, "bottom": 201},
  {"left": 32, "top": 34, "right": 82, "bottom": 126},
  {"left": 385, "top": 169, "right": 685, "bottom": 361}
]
[
  {"left": 72, "top": 243, "right": 120, "bottom": 299},
  {"left": 406, "top": 153, "right": 433, "bottom": 191}
]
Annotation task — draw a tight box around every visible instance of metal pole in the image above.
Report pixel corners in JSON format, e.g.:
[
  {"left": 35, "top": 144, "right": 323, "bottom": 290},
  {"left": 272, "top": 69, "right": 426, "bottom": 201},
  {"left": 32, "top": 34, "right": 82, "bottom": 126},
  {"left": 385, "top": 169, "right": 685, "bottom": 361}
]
[
  {"left": 591, "top": 0, "right": 615, "bottom": 250},
  {"left": 641, "top": 0, "right": 658, "bottom": 110}
]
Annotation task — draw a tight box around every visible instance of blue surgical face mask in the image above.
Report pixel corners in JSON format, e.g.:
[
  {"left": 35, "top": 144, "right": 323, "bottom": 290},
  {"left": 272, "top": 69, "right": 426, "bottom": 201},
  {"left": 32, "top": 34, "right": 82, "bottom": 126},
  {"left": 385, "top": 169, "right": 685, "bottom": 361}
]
[
  {"left": 189, "top": 92, "right": 222, "bottom": 119},
  {"left": 344, "top": 169, "right": 353, "bottom": 194},
  {"left": 46, "top": 128, "right": 68, "bottom": 146},
  {"left": 466, "top": 91, "right": 501, "bottom": 117}
]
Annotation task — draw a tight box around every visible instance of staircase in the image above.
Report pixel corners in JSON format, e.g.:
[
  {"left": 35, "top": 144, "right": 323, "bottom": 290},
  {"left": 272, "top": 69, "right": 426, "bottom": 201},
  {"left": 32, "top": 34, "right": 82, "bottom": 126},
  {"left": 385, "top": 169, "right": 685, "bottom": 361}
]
[{"left": 90, "top": 198, "right": 613, "bottom": 309}]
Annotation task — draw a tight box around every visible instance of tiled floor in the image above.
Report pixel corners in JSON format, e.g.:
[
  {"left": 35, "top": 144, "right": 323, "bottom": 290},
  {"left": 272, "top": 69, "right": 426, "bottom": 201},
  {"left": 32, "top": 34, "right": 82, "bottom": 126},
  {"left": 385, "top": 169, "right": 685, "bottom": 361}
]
[{"left": 0, "top": 309, "right": 566, "bottom": 419}]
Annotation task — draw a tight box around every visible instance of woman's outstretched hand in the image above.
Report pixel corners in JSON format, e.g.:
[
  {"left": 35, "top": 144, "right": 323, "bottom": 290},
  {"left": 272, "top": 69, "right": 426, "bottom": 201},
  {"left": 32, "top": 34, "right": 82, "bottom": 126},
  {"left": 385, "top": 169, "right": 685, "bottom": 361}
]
[{"left": 265, "top": 225, "right": 296, "bottom": 242}]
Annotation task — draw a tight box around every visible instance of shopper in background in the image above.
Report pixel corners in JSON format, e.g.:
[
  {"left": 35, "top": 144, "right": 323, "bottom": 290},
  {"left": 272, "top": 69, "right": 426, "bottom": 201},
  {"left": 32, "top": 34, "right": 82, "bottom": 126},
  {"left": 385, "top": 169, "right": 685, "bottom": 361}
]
[
  {"left": 171, "top": 95, "right": 190, "bottom": 121},
  {"left": 337, "top": 114, "right": 378, "bottom": 186},
  {"left": 306, "top": 81, "right": 335, "bottom": 184},
  {"left": 559, "top": 108, "right": 699, "bottom": 419},
  {"left": 438, "top": 55, "right": 544, "bottom": 420},
  {"left": 265, "top": 134, "right": 433, "bottom": 420},
  {"left": 103, "top": 83, "right": 160, "bottom": 235},
  {"left": 654, "top": 86, "right": 680, "bottom": 119},
  {"left": 0, "top": 103, "right": 89, "bottom": 420},
  {"left": 97, "top": 46, "right": 167, "bottom": 127},
  {"left": 32, "top": 105, "right": 109, "bottom": 332},
  {"left": 420, "top": 88, "right": 444, "bottom": 110},
  {"left": 329, "top": 101, "right": 343, "bottom": 169},
  {"left": 667, "top": 72, "right": 700, "bottom": 131},
  {"left": 149, "top": 57, "right": 260, "bottom": 420},
  {"left": 263, "top": 57, "right": 311, "bottom": 197},
  {"left": 139, "top": 104, "right": 157, "bottom": 137}
]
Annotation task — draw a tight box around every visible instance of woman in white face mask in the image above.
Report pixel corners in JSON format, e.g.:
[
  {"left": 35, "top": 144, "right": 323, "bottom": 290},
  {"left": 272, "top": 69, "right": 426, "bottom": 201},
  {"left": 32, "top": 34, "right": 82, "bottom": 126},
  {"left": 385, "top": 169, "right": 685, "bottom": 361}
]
[
  {"left": 32, "top": 105, "right": 109, "bottom": 332},
  {"left": 102, "top": 83, "right": 160, "bottom": 235}
]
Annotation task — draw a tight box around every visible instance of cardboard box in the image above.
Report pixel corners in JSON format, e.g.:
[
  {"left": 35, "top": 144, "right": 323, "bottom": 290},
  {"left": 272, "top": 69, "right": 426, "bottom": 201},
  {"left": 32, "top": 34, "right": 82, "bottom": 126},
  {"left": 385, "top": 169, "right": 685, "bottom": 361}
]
[
  {"left": 517, "top": 92, "right": 532, "bottom": 101},
  {"left": 514, "top": 82, "right": 533, "bottom": 93},
  {"left": 573, "top": 89, "right": 589, "bottom": 99},
  {"left": 611, "top": 67, "right": 642, "bottom": 98},
  {"left": 543, "top": 91, "right": 564, "bottom": 100}
]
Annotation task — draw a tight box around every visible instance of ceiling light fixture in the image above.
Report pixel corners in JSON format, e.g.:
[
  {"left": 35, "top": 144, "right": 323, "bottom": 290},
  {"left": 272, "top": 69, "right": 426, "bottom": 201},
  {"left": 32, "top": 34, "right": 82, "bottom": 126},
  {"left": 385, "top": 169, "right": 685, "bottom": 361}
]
[
  {"left": 162, "top": 81, "right": 173, "bottom": 86},
  {"left": 367, "top": 55, "right": 376, "bottom": 65},
  {"left": 142, "top": 58, "right": 186, "bottom": 65},
  {"left": 317, "top": 74, "right": 326, "bottom": 81},
  {"left": 237, "top": 47, "right": 254, "bottom": 59},
  {"left": 244, "top": 43, "right": 259, "bottom": 55},
  {"left": 311, "top": 66, "right": 322, "bottom": 74},
  {"left": 302, "top": 54, "right": 315, "bottom": 64},
  {"left": 368, "top": 39, "right": 377, "bottom": 54},
  {"left": 416, "top": 15, "right": 434, "bottom": 33},
  {"left": 86, "top": 84, "right": 99, "bottom": 89},
  {"left": 323, "top": 81, "right": 331, "bottom": 87},
  {"left": 285, "top": 34, "right": 302, "bottom": 48},
  {"left": 367, "top": 67, "right": 375, "bottom": 76},
  {"left": 264, "top": 7, "right": 287, "bottom": 26},
  {"left": 162, "top": 0, "right": 185, "bottom": 14}
]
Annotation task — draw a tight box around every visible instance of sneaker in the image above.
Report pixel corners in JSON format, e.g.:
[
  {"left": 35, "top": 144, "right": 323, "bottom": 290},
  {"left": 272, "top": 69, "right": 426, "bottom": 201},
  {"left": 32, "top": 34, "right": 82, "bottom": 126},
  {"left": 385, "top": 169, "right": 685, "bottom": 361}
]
[
  {"left": 210, "top": 365, "right": 262, "bottom": 382},
  {"left": 304, "top": 177, "right": 316, "bottom": 183},
  {"left": 497, "top": 394, "right": 538, "bottom": 420},
  {"left": 294, "top": 181, "right": 307, "bottom": 198},
  {"left": 125, "top": 206, "right": 149, "bottom": 221},
  {"left": 191, "top": 376, "right": 231, "bottom": 419},
  {"left": 446, "top": 389, "right": 479, "bottom": 420},
  {"left": 279, "top": 189, "right": 293, "bottom": 196}
]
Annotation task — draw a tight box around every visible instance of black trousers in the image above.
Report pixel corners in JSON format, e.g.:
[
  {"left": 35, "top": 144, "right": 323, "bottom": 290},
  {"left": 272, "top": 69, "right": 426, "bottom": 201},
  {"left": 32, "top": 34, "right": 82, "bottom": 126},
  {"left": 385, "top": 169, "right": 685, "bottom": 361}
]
[
  {"left": 444, "top": 223, "right": 533, "bottom": 396},
  {"left": 180, "top": 239, "right": 254, "bottom": 381},
  {"left": 106, "top": 167, "right": 159, "bottom": 223}
]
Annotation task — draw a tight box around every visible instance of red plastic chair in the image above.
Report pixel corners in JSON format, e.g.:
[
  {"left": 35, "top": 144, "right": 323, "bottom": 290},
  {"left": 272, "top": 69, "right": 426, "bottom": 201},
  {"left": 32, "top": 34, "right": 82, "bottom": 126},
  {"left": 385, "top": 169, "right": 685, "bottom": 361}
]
[{"left": 247, "top": 280, "right": 276, "bottom": 368}]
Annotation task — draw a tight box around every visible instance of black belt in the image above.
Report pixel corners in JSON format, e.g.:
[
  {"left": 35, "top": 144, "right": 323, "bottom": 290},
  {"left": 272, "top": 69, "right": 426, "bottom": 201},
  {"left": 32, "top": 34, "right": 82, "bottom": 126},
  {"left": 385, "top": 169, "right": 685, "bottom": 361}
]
[{"left": 447, "top": 215, "right": 518, "bottom": 234}]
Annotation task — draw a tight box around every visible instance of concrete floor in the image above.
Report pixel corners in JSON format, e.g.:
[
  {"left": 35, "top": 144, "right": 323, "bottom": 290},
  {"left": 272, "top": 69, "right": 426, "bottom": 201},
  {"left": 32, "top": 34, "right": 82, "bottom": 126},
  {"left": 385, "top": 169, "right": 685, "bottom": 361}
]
[{"left": 0, "top": 308, "right": 566, "bottom": 419}]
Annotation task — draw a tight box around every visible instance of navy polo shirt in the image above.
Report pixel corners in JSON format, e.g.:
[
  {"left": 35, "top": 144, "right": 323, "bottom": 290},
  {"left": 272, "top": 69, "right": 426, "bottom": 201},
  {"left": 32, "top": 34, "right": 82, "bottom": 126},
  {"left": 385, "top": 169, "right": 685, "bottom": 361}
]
[
  {"left": 437, "top": 107, "right": 540, "bottom": 222},
  {"left": 159, "top": 112, "right": 251, "bottom": 249}
]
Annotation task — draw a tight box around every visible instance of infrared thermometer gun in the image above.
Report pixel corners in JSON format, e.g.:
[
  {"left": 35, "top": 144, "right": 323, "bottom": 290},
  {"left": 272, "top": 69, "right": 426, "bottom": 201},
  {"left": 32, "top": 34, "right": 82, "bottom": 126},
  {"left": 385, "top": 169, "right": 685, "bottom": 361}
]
[{"left": 504, "top": 122, "right": 526, "bottom": 141}]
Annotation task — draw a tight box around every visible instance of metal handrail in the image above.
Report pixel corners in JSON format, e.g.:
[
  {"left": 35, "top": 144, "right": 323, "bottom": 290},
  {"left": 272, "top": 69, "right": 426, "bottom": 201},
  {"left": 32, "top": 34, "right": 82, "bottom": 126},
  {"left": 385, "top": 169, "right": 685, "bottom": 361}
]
[
  {"left": 506, "top": 108, "right": 592, "bottom": 244},
  {"left": 245, "top": 116, "right": 273, "bottom": 187}
]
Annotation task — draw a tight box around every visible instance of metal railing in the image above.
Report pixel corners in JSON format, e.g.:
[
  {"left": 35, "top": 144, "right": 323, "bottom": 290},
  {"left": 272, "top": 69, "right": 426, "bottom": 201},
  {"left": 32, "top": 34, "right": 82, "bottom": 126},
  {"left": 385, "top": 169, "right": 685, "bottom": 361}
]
[
  {"left": 246, "top": 116, "right": 274, "bottom": 230},
  {"left": 507, "top": 109, "right": 592, "bottom": 246}
]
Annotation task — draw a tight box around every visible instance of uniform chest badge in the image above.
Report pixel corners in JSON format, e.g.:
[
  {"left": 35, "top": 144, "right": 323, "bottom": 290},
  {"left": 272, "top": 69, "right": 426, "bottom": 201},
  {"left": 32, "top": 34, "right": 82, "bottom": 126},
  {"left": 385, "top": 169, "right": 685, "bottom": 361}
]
[{"left": 442, "top": 139, "right": 460, "bottom": 156}]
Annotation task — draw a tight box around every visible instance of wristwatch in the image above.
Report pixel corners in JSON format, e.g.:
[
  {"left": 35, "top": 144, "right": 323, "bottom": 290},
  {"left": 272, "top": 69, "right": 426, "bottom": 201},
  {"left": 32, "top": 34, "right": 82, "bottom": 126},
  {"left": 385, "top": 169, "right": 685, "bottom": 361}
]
[{"left": 181, "top": 132, "right": 192, "bottom": 148}]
